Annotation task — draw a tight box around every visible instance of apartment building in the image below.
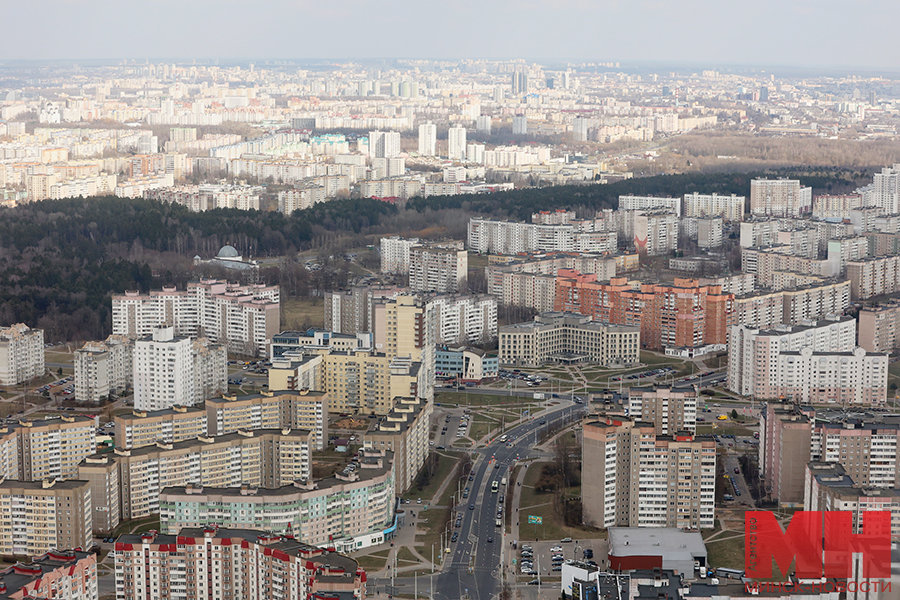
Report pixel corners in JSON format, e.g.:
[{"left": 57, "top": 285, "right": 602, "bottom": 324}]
[
  {"left": 267, "top": 354, "right": 324, "bottom": 391},
  {"left": 774, "top": 346, "right": 887, "bottom": 405},
  {"left": 383, "top": 294, "right": 435, "bottom": 400},
  {"left": 682, "top": 192, "right": 745, "bottom": 221},
  {"left": 90, "top": 428, "right": 313, "bottom": 520},
  {"left": 698, "top": 274, "right": 755, "bottom": 296},
  {"left": 322, "top": 350, "right": 421, "bottom": 415},
  {"left": 0, "top": 323, "right": 44, "bottom": 385},
  {"left": 733, "top": 290, "right": 784, "bottom": 330},
  {"left": 133, "top": 326, "right": 227, "bottom": 411},
  {"left": 871, "top": 164, "right": 900, "bottom": 214},
  {"left": 859, "top": 301, "right": 900, "bottom": 352},
  {"left": 750, "top": 178, "right": 812, "bottom": 217},
  {"left": 697, "top": 217, "right": 723, "bottom": 249},
  {"left": 626, "top": 386, "right": 698, "bottom": 434},
  {"left": 160, "top": 449, "right": 395, "bottom": 549},
  {"left": 582, "top": 417, "right": 716, "bottom": 529},
  {"left": 409, "top": 243, "right": 467, "bottom": 293},
  {"left": 12, "top": 416, "right": 96, "bottom": 481},
  {"left": 74, "top": 334, "right": 134, "bottom": 403},
  {"left": 111, "top": 279, "right": 280, "bottom": 355},
  {"left": 633, "top": 211, "right": 678, "bottom": 255},
  {"left": 498, "top": 312, "right": 639, "bottom": 367},
  {"left": 733, "top": 280, "right": 851, "bottom": 330},
  {"left": 0, "top": 550, "right": 97, "bottom": 600},
  {"left": 324, "top": 284, "right": 406, "bottom": 335},
  {"left": 206, "top": 390, "right": 328, "bottom": 450},
  {"left": 741, "top": 247, "right": 834, "bottom": 288},
  {"left": 427, "top": 293, "right": 497, "bottom": 345},
  {"left": 0, "top": 480, "right": 92, "bottom": 556},
  {"left": 532, "top": 210, "right": 576, "bottom": 224},
  {"left": 115, "top": 528, "right": 366, "bottom": 600},
  {"left": 114, "top": 406, "right": 207, "bottom": 449},
  {"left": 77, "top": 454, "right": 120, "bottom": 533},
  {"left": 619, "top": 195, "right": 681, "bottom": 216},
  {"left": 363, "top": 396, "right": 432, "bottom": 493},
  {"left": 727, "top": 316, "right": 857, "bottom": 398},
  {"left": 467, "top": 217, "right": 572, "bottom": 254},
  {"left": 847, "top": 255, "right": 900, "bottom": 300},
  {"left": 554, "top": 275, "right": 734, "bottom": 351},
  {"left": 804, "top": 462, "right": 900, "bottom": 537},
  {"left": 380, "top": 236, "right": 420, "bottom": 274},
  {"left": 418, "top": 121, "right": 437, "bottom": 156},
  {"left": 812, "top": 194, "right": 863, "bottom": 220},
  {"left": 761, "top": 403, "right": 900, "bottom": 504}
]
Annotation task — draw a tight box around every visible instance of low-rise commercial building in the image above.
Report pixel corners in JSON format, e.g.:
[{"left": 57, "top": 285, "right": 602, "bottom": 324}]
[
  {"left": 160, "top": 449, "right": 395, "bottom": 549},
  {"left": 0, "top": 480, "right": 93, "bottom": 556},
  {"left": 115, "top": 528, "right": 366, "bottom": 600},
  {"left": 499, "top": 312, "right": 639, "bottom": 367},
  {"left": 435, "top": 346, "right": 498, "bottom": 382}
]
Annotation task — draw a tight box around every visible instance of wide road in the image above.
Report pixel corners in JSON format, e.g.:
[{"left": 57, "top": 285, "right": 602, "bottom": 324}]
[{"left": 430, "top": 399, "right": 585, "bottom": 600}]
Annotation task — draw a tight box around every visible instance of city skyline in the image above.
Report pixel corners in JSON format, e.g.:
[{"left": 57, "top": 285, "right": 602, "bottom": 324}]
[{"left": 1, "top": 0, "right": 900, "bottom": 70}]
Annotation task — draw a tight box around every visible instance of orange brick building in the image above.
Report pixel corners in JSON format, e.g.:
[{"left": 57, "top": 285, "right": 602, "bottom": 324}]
[{"left": 554, "top": 271, "right": 735, "bottom": 350}]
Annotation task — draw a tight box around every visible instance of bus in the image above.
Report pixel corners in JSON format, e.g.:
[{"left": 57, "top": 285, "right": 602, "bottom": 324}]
[{"left": 491, "top": 481, "right": 499, "bottom": 493}]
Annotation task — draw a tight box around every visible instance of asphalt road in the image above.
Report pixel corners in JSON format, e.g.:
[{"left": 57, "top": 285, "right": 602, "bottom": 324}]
[{"left": 428, "top": 399, "right": 585, "bottom": 600}]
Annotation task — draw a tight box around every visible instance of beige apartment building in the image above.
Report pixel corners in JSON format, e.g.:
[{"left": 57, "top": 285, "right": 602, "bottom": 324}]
[
  {"left": 409, "top": 243, "right": 468, "bottom": 293},
  {"left": 13, "top": 416, "right": 96, "bottom": 481},
  {"left": 363, "top": 396, "right": 432, "bottom": 493},
  {"left": 206, "top": 390, "right": 328, "bottom": 450},
  {"left": 627, "top": 386, "right": 698, "bottom": 434},
  {"left": 74, "top": 334, "right": 134, "bottom": 403},
  {"left": 0, "top": 323, "right": 44, "bottom": 386},
  {"left": 582, "top": 417, "right": 716, "bottom": 530},
  {"left": 0, "top": 479, "right": 92, "bottom": 556},
  {"left": 77, "top": 453, "right": 120, "bottom": 533},
  {"left": 859, "top": 301, "right": 900, "bottom": 352},
  {"left": 847, "top": 255, "right": 900, "bottom": 300},
  {"left": 114, "top": 405, "right": 208, "bottom": 449},
  {"left": 267, "top": 353, "right": 324, "bottom": 391},
  {"left": 804, "top": 462, "right": 900, "bottom": 537},
  {"left": 499, "top": 312, "right": 640, "bottom": 367},
  {"left": 322, "top": 349, "right": 421, "bottom": 415},
  {"left": 159, "top": 449, "right": 395, "bottom": 549},
  {"left": 89, "top": 428, "right": 313, "bottom": 520}
]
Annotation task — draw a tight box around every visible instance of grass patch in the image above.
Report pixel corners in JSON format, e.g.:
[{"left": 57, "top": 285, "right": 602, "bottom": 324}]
[
  {"left": 639, "top": 351, "right": 687, "bottom": 366},
  {"left": 354, "top": 554, "right": 388, "bottom": 570},
  {"left": 397, "top": 546, "right": 423, "bottom": 565},
  {"left": 282, "top": 297, "right": 324, "bottom": 329},
  {"left": 403, "top": 452, "right": 461, "bottom": 502},
  {"left": 468, "top": 418, "right": 495, "bottom": 441},
  {"left": 111, "top": 515, "right": 160, "bottom": 537},
  {"left": 517, "top": 463, "right": 604, "bottom": 541}
]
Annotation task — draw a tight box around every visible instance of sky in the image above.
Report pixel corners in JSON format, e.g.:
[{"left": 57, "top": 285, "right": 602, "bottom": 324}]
[{"left": 3, "top": 0, "right": 900, "bottom": 71}]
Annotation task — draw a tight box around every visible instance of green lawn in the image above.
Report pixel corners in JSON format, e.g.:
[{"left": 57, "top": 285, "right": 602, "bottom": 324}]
[
  {"left": 517, "top": 463, "right": 604, "bottom": 541},
  {"left": 282, "top": 297, "right": 325, "bottom": 329},
  {"left": 639, "top": 351, "right": 687, "bottom": 366},
  {"left": 403, "top": 452, "right": 461, "bottom": 502},
  {"left": 111, "top": 515, "right": 161, "bottom": 537},
  {"left": 354, "top": 552, "right": 389, "bottom": 570},
  {"left": 397, "top": 546, "right": 423, "bottom": 565}
]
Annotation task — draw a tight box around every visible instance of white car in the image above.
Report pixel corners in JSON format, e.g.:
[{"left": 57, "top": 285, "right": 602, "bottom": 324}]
[{"left": 550, "top": 545, "right": 563, "bottom": 552}]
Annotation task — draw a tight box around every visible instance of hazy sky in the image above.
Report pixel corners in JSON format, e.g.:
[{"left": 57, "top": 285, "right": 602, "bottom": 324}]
[{"left": 3, "top": 0, "right": 899, "bottom": 71}]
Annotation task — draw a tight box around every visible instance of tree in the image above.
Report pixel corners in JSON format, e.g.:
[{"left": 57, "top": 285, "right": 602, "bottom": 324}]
[{"left": 731, "top": 408, "right": 738, "bottom": 420}]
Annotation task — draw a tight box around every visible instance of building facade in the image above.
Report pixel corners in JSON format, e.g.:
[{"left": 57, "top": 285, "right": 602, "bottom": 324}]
[
  {"left": 750, "top": 178, "right": 812, "bottom": 217},
  {"left": 427, "top": 294, "right": 497, "bottom": 345},
  {"left": 363, "top": 396, "right": 432, "bottom": 493},
  {"left": 682, "top": 192, "right": 744, "bottom": 221},
  {"left": 627, "top": 386, "right": 698, "bottom": 434},
  {"left": 0, "top": 480, "right": 93, "bottom": 556},
  {"left": 409, "top": 244, "right": 467, "bottom": 293},
  {"left": 74, "top": 335, "right": 134, "bottom": 404},
  {"left": 0, "top": 550, "right": 97, "bottom": 600},
  {"left": 0, "top": 323, "right": 44, "bottom": 386},
  {"left": 12, "top": 416, "right": 96, "bottom": 481}
]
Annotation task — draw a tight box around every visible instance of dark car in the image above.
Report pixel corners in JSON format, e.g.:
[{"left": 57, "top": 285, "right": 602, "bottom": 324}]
[{"left": 469, "top": 504, "right": 475, "bottom": 510}]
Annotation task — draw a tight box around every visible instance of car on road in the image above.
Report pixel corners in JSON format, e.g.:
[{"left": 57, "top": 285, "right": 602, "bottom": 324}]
[
  {"left": 528, "top": 580, "right": 542, "bottom": 585},
  {"left": 451, "top": 533, "right": 458, "bottom": 542},
  {"left": 539, "top": 420, "right": 546, "bottom": 425},
  {"left": 469, "top": 504, "right": 474, "bottom": 510},
  {"left": 468, "top": 475, "right": 474, "bottom": 481},
  {"left": 561, "top": 537, "right": 573, "bottom": 543},
  {"left": 550, "top": 545, "right": 563, "bottom": 552},
  {"left": 734, "top": 467, "right": 740, "bottom": 474},
  {"left": 487, "top": 537, "right": 493, "bottom": 543}
]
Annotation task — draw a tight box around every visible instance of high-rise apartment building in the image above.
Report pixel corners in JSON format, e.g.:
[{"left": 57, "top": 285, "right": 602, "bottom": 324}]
[
  {"left": 448, "top": 125, "right": 467, "bottom": 161},
  {"left": 418, "top": 121, "right": 436, "bottom": 156},
  {"left": 0, "top": 323, "right": 44, "bottom": 386},
  {"left": 847, "top": 255, "right": 900, "bottom": 300},
  {"left": 859, "top": 301, "right": 900, "bottom": 353},
  {"left": 89, "top": 428, "right": 313, "bottom": 520},
  {"left": 324, "top": 284, "right": 406, "bottom": 335},
  {"left": 697, "top": 217, "right": 723, "bottom": 248},
  {"left": 160, "top": 449, "right": 395, "bottom": 548},
  {"left": 74, "top": 334, "right": 134, "bottom": 403},
  {"left": 113, "top": 406, "right": 208, "bottom": 449},
  {"left": 384, "top": 295, "right": 435, "bottom": 401},
  {"left": 871, "top": 164, "right": 900, "bottom": 214},
  {"left": 427, "top": 293, "right": 497, "bottom": 345},
  {"left": 77, "top": 453, "right": 121, "bottom": 533},
  {"left": 619, "top": 195, "right": 682, "bottom": 217},
  {"left": 115, "top": 528, "right": 366, "bottom": 600},
  {"left": 627, "top": 386, "right": 698, "bottom": 434},
  {"left": 582, "top": 417, "right": 716, "bottom": 529},
  {"left": 111, "top": 280, "right": 280, "bottom": 355},
  {"left": 728, "top": 316, "right": 857, "bottom": 398},
  {"left": 750, "top": 178, "right": 812, "bottom": 217},
  {"left": 321, "top": 350, "right": 421, "bottom": 414},
  {"left": 368, "top": 130, "right": 400, "bottom": 158},
  {"left": 812, "top": 194, "right": 863, "bottom": 220},
  {"left": 0, "top": 480, "right": 93, "bottom": 556},
  {"left": 409, "top": 244, "right": 468, "bottom": 293},
  {"left": 554, "top": 276, "right": 734, "bottom": 352},
  {"left": 804, "top": 462, "right": 900, "bottom": 537},
  {"left": 682, "top": 192, "right": 745, "bottom": 221},
  {"left": 512, "top": 115, "right": 528, "bottom": 135},
  {"left": 363, "top": 396, "right": 432, "bottom": 492},
  {"left": 633, "top": 211, "right": 679, "bottom": 255},
  {"left": 12, "top": 416, "right": 96, "bottom": 481},
  {"left": 380, "top": 236, "right": 420, "bottom": 274},
  {"left": 133, "top": 326, "right": 227, "bottom": 412}
]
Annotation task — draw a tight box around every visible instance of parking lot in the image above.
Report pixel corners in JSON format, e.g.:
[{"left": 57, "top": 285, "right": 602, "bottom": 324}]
[{"left": 512, "top": 538, "right": 608, "bottom": 581}]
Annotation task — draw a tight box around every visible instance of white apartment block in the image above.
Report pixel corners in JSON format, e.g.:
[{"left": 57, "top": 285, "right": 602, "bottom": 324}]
[
  {"left": 114, "top": 405, "right": 208, "bottom": 450},
  {"left": 278, "top": 186, "right": 327, "bottom": 214},
  {"left": 697, "top": 217, "right": 723, "bottom": 248},
  {"left": 115, "top": 172, "right": 175, "bottom": 198},
  {"left": 532, "top": 210, "right": 576, "bottom": 224},
  {"left": 620, "top": 195, "right": 681, "bottom": 217},
  {"left": 805, "top": 462, "right": 900, "bottom": 537},
  {"left": 847, "top": 255, "right": 900, "bottom": 300},
  {"left": 427, "top": 293, "right": 497, "bottom": 345},
  {"left": 133, "top": 326, "right": 227, "bottom": 412},
  {"left": 750, "top": 178, "right": 812, "bottom": 217},
  {"left": 633, "top": 211, "right": 678, "bottom": 255},
  {"left": 0, "top": 480, "right": 92, "bottom": 557},
  {"left": 75, "top": 334, "right": 134, "bottom": 403},
  {"left": 859, "top": 301, "right": 900, "bottom": 353},
  {"left": 409, "top": 244, "right": 468, "bottom": 293},
  {"left": 499, "top": 312, "right": 639, "bottom": 367},
  {"left": 418, "top": 121, "right": 436, "bottom": 156},
  {"left": 698, "top": 274, "right": 755, "bottom": 296},
  {"left": 871, "top": 164, "right": 900, "bottom": 214},
  {"left": 363, "top": 396, "right": 432, "bottom": 493},
  {"left": 368, "top": 130, "right": 401, "bottom": 158},
  {"left": 727, "top": 315, "right": 857, "bottom": 398},
  {"left": 683, "top": 192, "right": 745, "bottom": 221},
  {"left": 380, "top": 236, "right": 420, "bottom": 274},
  {"left": 93, "top": 428, "right": 313, "bottom": 520},
  {"left": 740, "top": 219, "right": 782, "bottom": 248},
  {"left": 10, "top": 415, "right": 96, "bottom": 481},
  {"left": 468, "top": 217, "right": 573, "bottom": 254},
  {"left": 448, "top": 125, "right": 467, "bottom": 161},
  {"left": 111, "top": 279, "right": 280, "bottom": 355},
  {"left": 49, "top": 173, "right": 117, "bottom": 199},
  {"left": 812, "top": 194, "right": 862, "bottom": 220},
  {"left": 160, "top": 449, "right": 394, "bottom": 547},
  {"left": 582, "top": 417, "right": 716, "bottom": 529},
  {"left": 0, "top": 323, "right": 44, "bottom": 385},
  {"left": 627, "top": 386, "right": 698, "bottom": 434},
  {"left": 144, "top": 183, "right": 263, "bottom": 212},
  {"left": 774, "top": 346, "right": 887, "bottom": 405},
  {"left": 115, "top": 528, "right": 365, "bottom": 600},
  {"left": 741, "top": 247, "right": 834, "bottom": 288}
]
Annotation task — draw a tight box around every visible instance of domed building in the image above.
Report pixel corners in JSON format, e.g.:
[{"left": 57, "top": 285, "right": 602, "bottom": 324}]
[{"left": 193, "top": 245, "right": 260, "bottom": 283}]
